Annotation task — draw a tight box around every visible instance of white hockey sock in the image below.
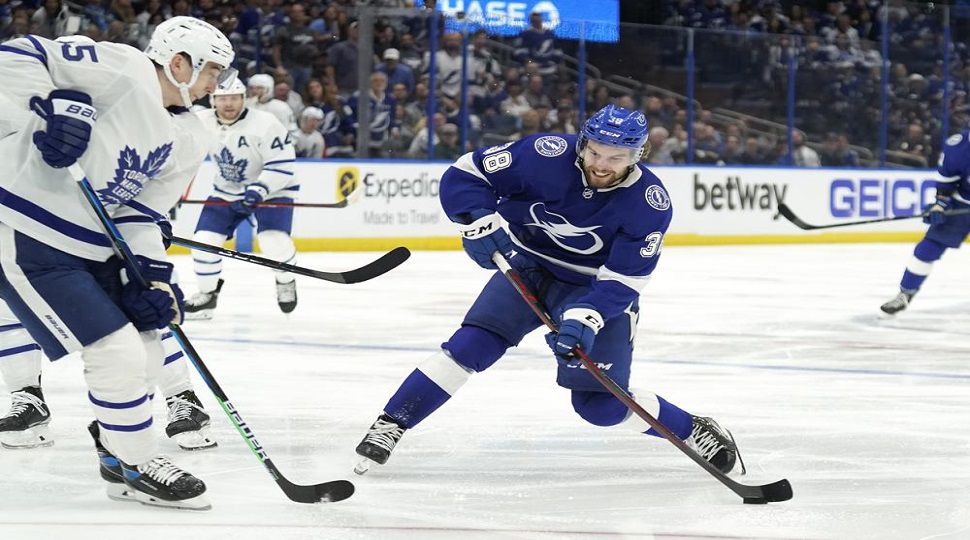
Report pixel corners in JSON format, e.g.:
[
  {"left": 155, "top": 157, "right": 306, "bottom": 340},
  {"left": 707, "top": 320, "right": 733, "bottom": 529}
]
[
  {"left": 192, "top": 231, "right": 227, "bottom": 293},
  {"left": 416, "top": 350, "right": 473, "bottom": 396},
  {"left": 257, "top": 230, "right": 297, "bottom": 284},
  {"left": 156, "top": 330, "right": 192, "bottom": 398},
  {"left": 83, "top": 325, "right": 156, "bottom": 465},
  {"left": 615, "top": 388, "right": 661, "bottom": 433},
  {"left": 0, "top": 323, "right": 42, "bottom": 390}
]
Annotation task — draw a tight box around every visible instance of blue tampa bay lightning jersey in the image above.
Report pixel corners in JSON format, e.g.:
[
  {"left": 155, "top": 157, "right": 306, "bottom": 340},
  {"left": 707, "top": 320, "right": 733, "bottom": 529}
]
[
  {"left": 937, "top": 130, "right": 970, "bottom": 203},
  {"left": 440, "top": 133, "right": 672, "bottom": 321}
]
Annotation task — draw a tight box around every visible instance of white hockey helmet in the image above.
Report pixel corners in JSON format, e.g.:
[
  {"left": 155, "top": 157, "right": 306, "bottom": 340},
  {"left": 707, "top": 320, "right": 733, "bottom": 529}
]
[
  {"left": 212, "top": 77, "right": 246, "bottom": 97},
  {"left": 145, "top": 16, "right": 236, "bottom": 108},
  {"left": 247, "top": 73, "right": 275, "bottom": 92}
]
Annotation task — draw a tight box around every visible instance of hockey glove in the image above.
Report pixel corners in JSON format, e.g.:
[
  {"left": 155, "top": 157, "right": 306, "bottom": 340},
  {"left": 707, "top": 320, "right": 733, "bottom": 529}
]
[
  {"left": 120, "top": 256, "right": 185, "bottom": 331},
  {"left": 922, "top": 196, "right": 951, "bottom": 226},
  {"left": 29, "top": 89, "right": 97, "bottom": 169},
  {"left": 230, "top": 188, "right": 265, "bottom": 216},
  {"left": 456, "top": 209, "right": 514, "bottom": 270},
  {"left": 545, "top": 304, "right": 604, "bottom": 366}
]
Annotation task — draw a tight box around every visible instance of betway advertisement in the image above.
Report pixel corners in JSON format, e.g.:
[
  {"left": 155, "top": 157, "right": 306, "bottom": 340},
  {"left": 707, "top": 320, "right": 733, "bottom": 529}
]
[{"left": 170, "top": 162, "right": 941, "bottom": 248}]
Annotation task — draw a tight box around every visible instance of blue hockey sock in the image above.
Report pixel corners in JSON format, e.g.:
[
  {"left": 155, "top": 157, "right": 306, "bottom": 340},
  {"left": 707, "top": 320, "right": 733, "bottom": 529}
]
[
  {"left": 383, "top": 350, "right": 473, "bottom": 429},
  {"left": 645, "top": 396, "right": 693, "bottom": 441},
  {"left": 900, "top": 238, "right": 947, "bottom": 292}
]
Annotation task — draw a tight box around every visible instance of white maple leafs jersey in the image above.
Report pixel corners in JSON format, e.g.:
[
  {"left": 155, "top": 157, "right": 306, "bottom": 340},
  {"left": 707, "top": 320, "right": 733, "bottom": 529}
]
[
  {"left": 194, "top": 107, "right": 297, "bottom": 200},
  {"left": 0, "top": 35, "right": 209, "bottom": 263}
]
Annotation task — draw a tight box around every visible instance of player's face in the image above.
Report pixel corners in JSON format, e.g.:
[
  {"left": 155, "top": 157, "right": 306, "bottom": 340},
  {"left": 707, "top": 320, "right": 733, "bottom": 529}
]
[
  {"left": 189, "top": 62, "right": 225, "bottom": 101},
  {"left": 214, "top": 94, "right": 244, "bottom": 122},
  {"left": 581, "top": 140, "right": 635, "bottom": 188}
]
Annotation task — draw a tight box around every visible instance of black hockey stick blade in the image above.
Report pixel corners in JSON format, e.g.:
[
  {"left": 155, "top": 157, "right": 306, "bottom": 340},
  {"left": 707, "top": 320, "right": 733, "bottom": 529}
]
[
  {"left": 170, "top": 237, "right": 411, "bottom": 284},
  {"left": 277, "top": 473, "right": 355, "bottom": 503},
  {"left": 776, "top": 203, "right": 819, "bottom": 230},
  {"left": 741, "top": 478, "right": 793, "bottom": 504}
]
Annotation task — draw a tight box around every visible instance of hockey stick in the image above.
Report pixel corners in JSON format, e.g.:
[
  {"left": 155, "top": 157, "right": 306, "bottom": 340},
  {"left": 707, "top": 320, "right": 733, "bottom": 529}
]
[
  {"left": 492, "top": 252, "right": 792, "bottom": 504},
  {"left": 169, "top": 236, "right": 410, "bottom": 284},
  {"left": 69, "top": 164, "right": 355, "bottom": 505},
  {"left": 777, "top": 203, "right": 970, "bottom": 231},
  {"left": 179, "top": 198, "right": 349, "bottom": 209}
]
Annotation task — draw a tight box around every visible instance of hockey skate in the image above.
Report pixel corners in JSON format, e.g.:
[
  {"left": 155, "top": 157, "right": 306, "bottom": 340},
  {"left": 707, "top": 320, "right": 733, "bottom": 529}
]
[
  {"left": 354, "top": 413, "right": 407, "bottom": 475},
  {"left": 166, "top": 390, "right": 217, "bottom": 451},
  {"left": 879, "top": 291, "right": 914, "bottom": 316},
  {"left": 89, "top": 421, "right": 210, "bottom": 510},
  {"left": 686, "top": 415, "right": 744, "bottom": 475},
  {"left": 276, "top": 279, "right": 297, "bottom": 313},
  {"left": 184, "top": 279, "right": 224, "bottom": 320},
  {"left": 0, "top": 386, "right": 53, "bottom": 449}
]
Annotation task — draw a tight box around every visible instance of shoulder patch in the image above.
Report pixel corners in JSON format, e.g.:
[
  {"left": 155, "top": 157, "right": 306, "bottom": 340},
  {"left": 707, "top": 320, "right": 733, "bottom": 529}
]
[
  {"left": 947, "top": 133, "right": 963, "bottom": 146},
  {"left": 645, "top": 185, "right": 670, "bottom": 211},
  {"left": 534, "top": 135, "right": 568, "bottom": 157}
]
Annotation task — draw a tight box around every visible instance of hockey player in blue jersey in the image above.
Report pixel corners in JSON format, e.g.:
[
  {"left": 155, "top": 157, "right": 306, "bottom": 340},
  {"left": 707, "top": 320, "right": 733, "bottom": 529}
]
[
  {"left": 0, "top": 17, "right": 234, "bottom": 509},
  {"left": 880, "top": 131, "right": 970, "bottom": 315},
  {"left": 354, "top": 105, "right": 741, "bottom": 476}
]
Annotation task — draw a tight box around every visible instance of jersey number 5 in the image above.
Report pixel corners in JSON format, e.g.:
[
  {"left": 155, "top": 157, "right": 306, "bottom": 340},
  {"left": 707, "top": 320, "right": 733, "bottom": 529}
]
[{"left": 61, "top": 43, "right": 99, "bottom": 63}]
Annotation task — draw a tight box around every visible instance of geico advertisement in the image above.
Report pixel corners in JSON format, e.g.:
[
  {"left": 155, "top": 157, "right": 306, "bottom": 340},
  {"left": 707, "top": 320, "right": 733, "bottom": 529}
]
[
  {"left": 656, "top": 167, "right": 940, "bottom": 234},
  {"left": 172, "top": 161, "right": 456, "bottom": 238}
]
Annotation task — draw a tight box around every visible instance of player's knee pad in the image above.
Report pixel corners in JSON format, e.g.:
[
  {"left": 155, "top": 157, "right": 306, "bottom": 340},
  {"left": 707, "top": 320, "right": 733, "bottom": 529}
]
[
  {"left": 441, "top": 325, "right": 510, "bottom": 373},
  {"left": 914, "top": 238, "right": 947, "bottom": 263},
  {"left": 257, "top": 230, "right": 296, "bottom": 264},
  {"left": 571, "top": 390, "right": 629, "bottom": 427},
  {"left": 82, "top": 324, "right": 148, "bottom": 395}
]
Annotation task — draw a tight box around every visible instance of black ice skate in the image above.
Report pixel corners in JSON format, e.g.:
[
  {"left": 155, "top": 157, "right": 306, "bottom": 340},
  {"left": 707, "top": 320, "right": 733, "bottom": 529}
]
[
  {"left": 686, "top": 415, "right": 745, "bottom": 475},
  {"left": 354, "top": 413, "right": 407, "bottom": 475},
  {"left": 184, "top": 278, "right": 224, "bottom": 320},
  {"left": 165, "top": 390, "right": 217, "bottom": 451},
  {"left": 118, "top": 456, "right": 211, "bottom": 510},
  {"left": 880, "top": 291, "right": 914, "bottom": 316},
  {"left": 0, "top": 386, "right": 53, "bottom": 449},
  {"left": 88, "top": 421, "right": 124, "bottom": 485},
  {"left": 276, "top": 279, "right": 297, "bottom": 313}
]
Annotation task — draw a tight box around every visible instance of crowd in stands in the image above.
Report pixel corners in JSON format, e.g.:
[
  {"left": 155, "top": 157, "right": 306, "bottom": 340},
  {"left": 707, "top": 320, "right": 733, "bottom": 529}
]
[{"left": 0, "top": 0, "right": 957, "bottom": 167}]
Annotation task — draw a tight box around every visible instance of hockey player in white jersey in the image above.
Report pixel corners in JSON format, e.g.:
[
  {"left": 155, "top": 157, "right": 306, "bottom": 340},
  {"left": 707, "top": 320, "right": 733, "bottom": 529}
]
[
  {"left": 246, "top": 73, "right": 297, "bottom": 132},
  {"left": 0, "top": 17, "right": 234, "bottom": 509},
  {"left": 184, "top": 78, "right": 299, "bottom": 319}
]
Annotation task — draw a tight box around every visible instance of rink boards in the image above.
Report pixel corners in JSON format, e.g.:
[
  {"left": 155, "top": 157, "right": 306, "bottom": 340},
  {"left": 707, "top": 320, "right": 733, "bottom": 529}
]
[{"left": 170, "top": 160, "right": 943, "bottom": 251}]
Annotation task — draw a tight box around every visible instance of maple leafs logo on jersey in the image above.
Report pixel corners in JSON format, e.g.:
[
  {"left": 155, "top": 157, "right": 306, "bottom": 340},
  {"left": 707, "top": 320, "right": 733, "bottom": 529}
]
[
  {"left": 97, "top": 144, "right": 172, "bottom": 205},
  {"left": 526, "top": 203, "right": 604, "bottom": 255},
  {"left": 215, "top": 147, "right": 248, "bottom": 183}
]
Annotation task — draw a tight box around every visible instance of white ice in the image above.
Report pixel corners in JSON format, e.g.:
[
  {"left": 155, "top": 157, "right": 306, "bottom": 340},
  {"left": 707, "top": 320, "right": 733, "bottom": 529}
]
[{"left": 1, "top": 244, "right": 969, "bottom": 540}]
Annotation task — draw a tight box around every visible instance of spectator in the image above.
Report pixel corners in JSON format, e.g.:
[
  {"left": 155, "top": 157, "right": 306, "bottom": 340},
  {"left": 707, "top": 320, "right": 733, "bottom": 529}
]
[
  {"left": 513, "top": 10, "right": 563, "bottom": 77},
  {"left": 247, "top": 74, "right": 296, "bottom": 132},
  {"left": 329, "top": 20, "right": 360, "bottom": 96},
  {"left": 425, "top": 31, "right": 464, "bottom": 100},
  {"left": 588, "top": 83, "right": 610, "bottom": 113},
  {"left": 382, "top": 104, "right": 415, "bottom": 158},
  {"left": 524, "top": 74, "right": 552, "bottom": 109},
  {"left": 31, "top": 0, "right": 68, "bottom": 38},
  {"left": 895, "top": 123, "right": 930, "bottom": 165},
  {"left": 500, "top": 80, "right": 531, "bottom": 118},
  {"left": 409, "top": 112, "right": 446, "bottom": 158},
  {"left": 791, "top": 130, "right": 821, "bottom": 166},
  {"left": 616, "top": 94, "right": 637, "bottom": 111},
  {"left": 740, "top": 136, "right": 767, "bottom": 164},
  {"left": 377, "top": 48, "right": 415, "bottom": 94},
  {"left": 405, "top": 82, "right": 431, "bottom": 129},
  {"left": 294, "top": 107, "right": 326, "bottom": 158},
  {"left": 720, "top": 135, "right": 744, "bottom": 164},
  {"left": 549, "top": 103, "right": 578, "bottom": 134},
  {"left": 347, "top": 71, "right": 398, "bottom": 156},
  {"left": 272, "top": 3, "right": 318, "bottom": 95},
  {"left": 274, "top": 80, "right": 305, "bottom": 119},
  {"left": 434, "top": 123, "right": 463, "bottom": 161},
  {"left": 516, "top": 109, "right": 542, "bottom": 139},
  {"left": 397, "top": 32, "right": 423, "bottom": 72},
  {"left": 646, "top": 126, "right": 674, "bottom": 164},
  {"left": 821, "top": 133, "right": 860, "bottom": 166},
  {"left": 304, "top": 78, "right": 353, "bottom": 157}
]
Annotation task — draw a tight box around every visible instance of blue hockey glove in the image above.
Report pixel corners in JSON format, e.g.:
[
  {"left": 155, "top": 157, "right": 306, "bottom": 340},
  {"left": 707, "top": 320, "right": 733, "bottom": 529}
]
[
  {"left": 456, "top": 209, "right": 514, "bottom": 270},
  {"left": 230, "top": 188, "right": 264, "bottom": 216},
  {"left": 922, "top": 197, "right": 951, "bottom": 226},
  {"left": 29, "top": 89, "right": 97, "bottom": 169},
  {"left": 544, "top": 303, "right": 604, "bottom": 365},
  {"left": 120, "top": 256, "right": 184, "bottom": 331}
]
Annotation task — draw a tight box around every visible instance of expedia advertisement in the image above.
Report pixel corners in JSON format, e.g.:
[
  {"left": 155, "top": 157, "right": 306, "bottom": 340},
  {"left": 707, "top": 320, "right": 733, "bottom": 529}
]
[{"left": 170, "top": 161, "right": 942, "bottom": 250}]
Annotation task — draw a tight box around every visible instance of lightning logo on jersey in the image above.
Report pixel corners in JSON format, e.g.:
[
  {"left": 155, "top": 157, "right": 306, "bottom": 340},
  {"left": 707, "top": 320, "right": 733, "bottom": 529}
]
[
  {"left": 526, "top": 203, "right": 604, "bottom": 255},
  {"left": 214, "top": 147, "right": 248, "bottom": 184},
  {"left": 98, "top": 143, "right": 173, "bottom": 205}
]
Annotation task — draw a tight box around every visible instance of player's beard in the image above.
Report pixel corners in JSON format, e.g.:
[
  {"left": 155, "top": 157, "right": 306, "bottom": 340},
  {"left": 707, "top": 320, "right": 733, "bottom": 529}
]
[
  {"left": 217, "top": 107, "right": 241, "bottom": 123},
  {"left": 582, "top": 164, "right": 623, "bottom": 189}
]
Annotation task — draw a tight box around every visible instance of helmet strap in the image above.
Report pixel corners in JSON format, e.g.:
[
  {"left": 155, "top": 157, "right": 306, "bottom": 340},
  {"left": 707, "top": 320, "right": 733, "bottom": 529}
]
[{"left": 163, "top": 56, "right": 201, "bottom": 109}]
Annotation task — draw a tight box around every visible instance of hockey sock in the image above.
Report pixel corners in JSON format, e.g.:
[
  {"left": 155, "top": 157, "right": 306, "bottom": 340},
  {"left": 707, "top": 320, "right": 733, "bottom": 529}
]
[
  {"left": 157, "top": 331, "right": 192, "bottom": 398},
  {"left": 192, "top": 231, "right": 227, "bottom": 293},
  {"left": 613, "top": 391, "right": 693, "bottom": 440},
  {"left": 900, "top": 238, "right": 947, "bottom": 292},
  {"left": 383, "top": 350, "right": 472, "bottom": 428},
  {"left": 0, "top": 322, "right": 42, "bottom": 390}
]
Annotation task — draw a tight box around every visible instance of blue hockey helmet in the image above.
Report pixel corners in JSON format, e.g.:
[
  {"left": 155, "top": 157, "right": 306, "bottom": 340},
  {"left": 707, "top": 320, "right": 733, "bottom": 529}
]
[{"left": 578, "top": 104, "right": 649, "bottom": 160}]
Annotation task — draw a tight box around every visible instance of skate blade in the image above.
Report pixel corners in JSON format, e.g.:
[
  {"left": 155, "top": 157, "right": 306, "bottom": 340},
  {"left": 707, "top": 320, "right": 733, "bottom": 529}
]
[
  {"left": 353, "top": 457, "right": 376, "bottom": 475},
  {"left": 0, "top": 424, "right": 54, "bottom": 449},
  {"left": 184, "top": 310, "right": 214, "bottom": 320},
  {"left": 109, "top": 483, "right": 211, "bottom": 510},
  {"left": 173, "top": 428, "right": 218, "bottom": 451}
]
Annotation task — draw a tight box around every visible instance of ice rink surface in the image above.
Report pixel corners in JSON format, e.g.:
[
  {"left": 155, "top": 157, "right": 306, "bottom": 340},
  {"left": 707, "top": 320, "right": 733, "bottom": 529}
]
[{"left": 1, "top": 243, "right": 969, "bottom": 540}]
